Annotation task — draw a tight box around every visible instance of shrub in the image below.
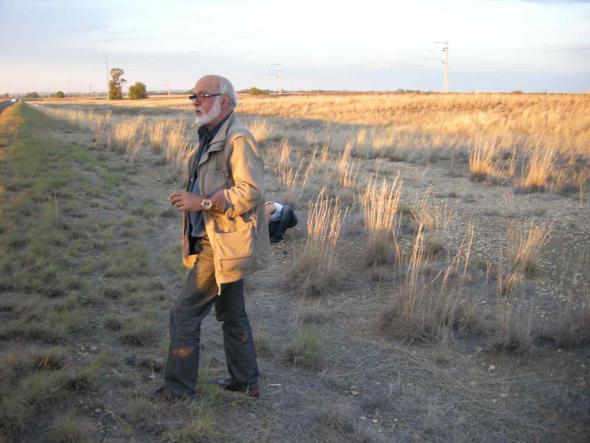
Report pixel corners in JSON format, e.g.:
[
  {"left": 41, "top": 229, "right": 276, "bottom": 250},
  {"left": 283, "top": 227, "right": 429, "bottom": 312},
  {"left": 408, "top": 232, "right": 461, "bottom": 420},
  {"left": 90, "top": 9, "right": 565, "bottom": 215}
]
[
  {"left": 53, "top": 91, "right": 65, "bottom": 98},
  {"left": 128, "top": 82, "right": 148, "bottom": 100},
  {"left": 248, "top": 87, "right": 267, "bottom": 96}
]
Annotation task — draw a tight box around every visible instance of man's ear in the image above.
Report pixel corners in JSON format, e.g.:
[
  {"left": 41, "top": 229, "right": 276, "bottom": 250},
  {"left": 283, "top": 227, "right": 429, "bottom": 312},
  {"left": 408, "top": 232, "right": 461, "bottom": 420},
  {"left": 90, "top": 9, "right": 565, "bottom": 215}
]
[{"left": 221, "top": 94, "right": 230, "bottom": 109}]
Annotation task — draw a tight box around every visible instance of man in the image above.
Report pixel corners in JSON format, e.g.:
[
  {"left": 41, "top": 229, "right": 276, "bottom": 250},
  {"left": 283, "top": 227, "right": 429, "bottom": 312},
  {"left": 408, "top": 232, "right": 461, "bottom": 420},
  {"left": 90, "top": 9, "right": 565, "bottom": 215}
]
[
  {"left": 264, "top": 202, "right": 298, "bottom": 243},
  {"left": 154, "top": 75, "right": 270, "bottom": 401}
]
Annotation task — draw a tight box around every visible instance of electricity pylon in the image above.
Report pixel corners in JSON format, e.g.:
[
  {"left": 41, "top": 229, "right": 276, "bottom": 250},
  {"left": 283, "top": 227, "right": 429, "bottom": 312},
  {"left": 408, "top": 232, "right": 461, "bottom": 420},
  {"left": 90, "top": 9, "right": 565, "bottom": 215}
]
[{"left": 434, "top": 42, "right": 449, "bottom": 93}]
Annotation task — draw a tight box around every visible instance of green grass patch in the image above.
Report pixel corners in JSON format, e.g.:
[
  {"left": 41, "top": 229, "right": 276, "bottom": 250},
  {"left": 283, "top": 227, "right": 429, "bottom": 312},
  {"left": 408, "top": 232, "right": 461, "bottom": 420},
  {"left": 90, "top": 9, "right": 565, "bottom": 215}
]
[
  {"left": 0, "top": 104, "right": 160, "bottom": 440},
  {"left": 120, "top": 315, "right": 162, "bottom": 346},
  {"left": 284, "top": 325, "right": 324, "bottom": 369},
  {"left": 47, "top": 411, "right": 97, "bottom": 443}
]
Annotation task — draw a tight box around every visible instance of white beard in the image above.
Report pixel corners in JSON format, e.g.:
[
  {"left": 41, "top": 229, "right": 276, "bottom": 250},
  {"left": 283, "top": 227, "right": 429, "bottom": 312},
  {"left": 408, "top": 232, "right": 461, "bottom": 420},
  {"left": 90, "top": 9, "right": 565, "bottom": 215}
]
[{"left": 195, "top": 97, "right": 221, "bottom": 126}]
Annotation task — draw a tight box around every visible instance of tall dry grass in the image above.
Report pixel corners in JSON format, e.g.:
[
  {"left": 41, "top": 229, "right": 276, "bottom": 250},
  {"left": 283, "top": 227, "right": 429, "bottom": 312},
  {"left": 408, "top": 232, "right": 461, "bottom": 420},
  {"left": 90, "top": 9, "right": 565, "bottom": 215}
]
[
  {"left": 271, "top": 140, "right": 315, "bottom": 203},
  {"left": 410, "top": 186, "right": 453, "bottom": 232},
  {"left": 362, "top": 175, "right": 402, "bottom": 265},
  {"left": 235, "top": 93, "right": 590, "bottom": 196},
  {"left": 509, "top": 222, "right": 551, "bottom": 277},
  {"left": 36, "top": 107, "right": 194, "bottom": 169},
  {"left": 36, "top": 92, "right": 590, "bottom": 197},
  {"left": 517, "top": 148, "right": 556, "bottom": 192},
  {"left": 236, "top": 93, "right": 590, "bottom": 156},
  {"left": 337, "top": 142, "right": 359, "bottom": 188},
  {"left": 288, "top": 189, "right": 348, "bottom": 296},
  {"left": 380, "top": 224, "right": 477, "bottom": 343},
  {"left": 246, "top": 120, "right": 272, "bottom": 144}
]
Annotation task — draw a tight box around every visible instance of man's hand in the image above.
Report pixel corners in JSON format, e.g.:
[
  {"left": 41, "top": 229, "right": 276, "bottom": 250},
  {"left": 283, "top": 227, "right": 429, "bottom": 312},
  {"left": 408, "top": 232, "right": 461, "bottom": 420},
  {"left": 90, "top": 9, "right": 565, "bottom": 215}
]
[
  {"left": 169, "top": 191, "right": 204, "bottom": 211},
  {"left": 209, "top": 188, "right": 227, "bottom": 213}
]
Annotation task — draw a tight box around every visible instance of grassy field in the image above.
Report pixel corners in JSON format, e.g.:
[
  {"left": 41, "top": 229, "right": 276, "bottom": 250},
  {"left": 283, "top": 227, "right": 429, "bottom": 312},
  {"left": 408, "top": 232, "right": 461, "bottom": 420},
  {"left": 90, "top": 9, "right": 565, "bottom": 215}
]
[{"left": 1, "top": 95, "right": 589, "bottom": 442}]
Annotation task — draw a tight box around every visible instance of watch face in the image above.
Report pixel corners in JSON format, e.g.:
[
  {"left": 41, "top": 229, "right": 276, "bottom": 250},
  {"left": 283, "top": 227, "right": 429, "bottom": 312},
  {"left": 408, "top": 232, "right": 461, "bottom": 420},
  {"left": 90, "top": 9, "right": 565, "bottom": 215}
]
[{"left": 202, "top": 199, "right": 213, "bottom": 209}]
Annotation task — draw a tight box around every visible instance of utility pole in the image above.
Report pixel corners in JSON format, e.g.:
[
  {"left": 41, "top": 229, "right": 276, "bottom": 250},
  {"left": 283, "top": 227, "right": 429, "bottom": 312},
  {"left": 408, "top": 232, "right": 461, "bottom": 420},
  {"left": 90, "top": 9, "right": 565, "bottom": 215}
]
[
  {"left": 105, "top": 52, "right": 110, "bottom": 100},
  {"left": 164, "top": 80, "right": 170, "bottom": 96},
  {"left": 434, "top": 41, "right": 449, "bottom": 93},
  {"left": 270, "top": 64, "right": 282, "bottom": 94}
]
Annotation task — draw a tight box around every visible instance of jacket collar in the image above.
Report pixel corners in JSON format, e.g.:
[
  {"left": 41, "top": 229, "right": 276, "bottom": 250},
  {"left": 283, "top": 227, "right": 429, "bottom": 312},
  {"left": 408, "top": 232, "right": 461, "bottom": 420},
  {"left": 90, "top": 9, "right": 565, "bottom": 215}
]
[{"left": 197, "top": 112, "right": 235, "bottom": 167}]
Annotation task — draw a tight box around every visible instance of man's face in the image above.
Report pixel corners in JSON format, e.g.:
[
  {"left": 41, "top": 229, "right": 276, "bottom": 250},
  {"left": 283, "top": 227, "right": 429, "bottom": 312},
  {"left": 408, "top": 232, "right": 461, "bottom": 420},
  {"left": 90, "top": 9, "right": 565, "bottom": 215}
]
[{"left": 192, "top": 77, "right": 223, "bottom": 127}]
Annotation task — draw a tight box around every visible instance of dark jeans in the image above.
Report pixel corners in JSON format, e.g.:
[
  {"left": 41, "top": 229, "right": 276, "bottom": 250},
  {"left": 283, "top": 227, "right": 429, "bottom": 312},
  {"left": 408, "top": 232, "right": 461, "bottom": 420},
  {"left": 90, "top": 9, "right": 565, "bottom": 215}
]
[{"left": 164, "top": 238, "right": 259, "bottom": 397}]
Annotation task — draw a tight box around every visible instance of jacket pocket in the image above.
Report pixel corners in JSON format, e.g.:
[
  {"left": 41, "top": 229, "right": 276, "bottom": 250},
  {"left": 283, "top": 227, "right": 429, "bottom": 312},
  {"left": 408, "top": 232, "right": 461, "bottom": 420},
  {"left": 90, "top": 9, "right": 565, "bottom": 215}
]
[{"left": 215, "top": 225, "right": 254, "bottom": 273}]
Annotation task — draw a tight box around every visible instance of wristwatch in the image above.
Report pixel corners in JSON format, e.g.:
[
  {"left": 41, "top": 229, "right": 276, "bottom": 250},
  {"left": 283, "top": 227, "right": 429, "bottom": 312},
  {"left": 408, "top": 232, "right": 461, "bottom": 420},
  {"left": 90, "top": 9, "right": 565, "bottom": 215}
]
[{"left": 201, "top": 198, "right": 213, "bottom": 210}]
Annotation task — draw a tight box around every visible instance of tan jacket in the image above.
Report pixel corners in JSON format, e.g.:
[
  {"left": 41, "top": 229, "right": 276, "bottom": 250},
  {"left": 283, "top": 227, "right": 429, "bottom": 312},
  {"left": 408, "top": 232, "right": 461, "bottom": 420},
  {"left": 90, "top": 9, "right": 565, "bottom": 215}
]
[{"left": 181, "top": 113, "right": 270, "bottom": 287}]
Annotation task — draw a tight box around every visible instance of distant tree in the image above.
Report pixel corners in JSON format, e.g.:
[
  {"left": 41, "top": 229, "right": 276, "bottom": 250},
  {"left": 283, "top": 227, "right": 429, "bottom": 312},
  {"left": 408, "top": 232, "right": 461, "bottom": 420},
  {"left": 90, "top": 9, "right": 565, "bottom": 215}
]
[
  {"left": 249, "top": 87, "right": 267, "bottom": 96},
  {"left": 128, "top": 81, "right": 148, "bottom": 99},
  {"left": 109, "top": 68, "right": 126, "bottom": 100},
  {"left": 1, "top": 93, "right": 9, "bottom": 99},
  {"left": 53, "top": 91, "right": 66, "bottom": 98},
  {"left": 24, "top": 92, "right": 40, "bottom": 99}
]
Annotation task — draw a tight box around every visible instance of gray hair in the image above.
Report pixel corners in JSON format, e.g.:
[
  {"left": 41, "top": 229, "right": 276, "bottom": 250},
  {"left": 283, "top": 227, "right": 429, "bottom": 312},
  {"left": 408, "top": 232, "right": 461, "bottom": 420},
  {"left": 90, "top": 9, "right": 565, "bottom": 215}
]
[{"left": 218, "top": 77, "right": 238, "bottom": 108}]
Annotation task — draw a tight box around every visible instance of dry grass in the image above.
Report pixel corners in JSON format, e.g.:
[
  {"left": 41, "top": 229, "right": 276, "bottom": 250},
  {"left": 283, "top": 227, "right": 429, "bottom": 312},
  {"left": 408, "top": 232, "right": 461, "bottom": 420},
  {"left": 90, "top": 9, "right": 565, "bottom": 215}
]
[
  {"left": 380, "top": 225, "right": 477, "bottom": 343},
  {"left": 517, "top": 148, "right": 556, "bottom": 192},
  {"left": 469, "top": 138, "right": 501, "bottom": 182},
  {"left": 492, "top": 299, "right": 536, "bottom": 353},
  {"left": 337, "top": 141, "right": 359, "bottom": 188},
  {"left": 410, "top": 185, "right": 453, "bottom": 232},
  {"left": 36, "top": 106, "right": 194, "bottom": 169},
  {"left": 362, "top": 174, "right": 402, "bottom": 265},
  {"left": 510, "top": 222, "right": 550, "bottom": 276},
  {"left": 269, "top": 139, "right": 317, "bottom": 205},
  {"left": 36, "top": 92, "right": 590, "bottom": 196},
  {"left": 549, "top": 290, "right": 590, "bottom": 348},
  {"left": 287, "top": 189, "right": 347, "bottom": 296},
  {"left": 246, "top": 119, "right": 272, "bottom": 143}
]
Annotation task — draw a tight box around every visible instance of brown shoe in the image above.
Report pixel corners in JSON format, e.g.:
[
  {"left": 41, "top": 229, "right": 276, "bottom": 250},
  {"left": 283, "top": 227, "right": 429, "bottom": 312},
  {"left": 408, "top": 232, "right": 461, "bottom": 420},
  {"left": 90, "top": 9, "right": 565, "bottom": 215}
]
[
  {"left": 213, "top": 378, "right": 260, "bottom": 398},
  {"left": 151, "top": 386, "right": 194, "bottom": 402}
]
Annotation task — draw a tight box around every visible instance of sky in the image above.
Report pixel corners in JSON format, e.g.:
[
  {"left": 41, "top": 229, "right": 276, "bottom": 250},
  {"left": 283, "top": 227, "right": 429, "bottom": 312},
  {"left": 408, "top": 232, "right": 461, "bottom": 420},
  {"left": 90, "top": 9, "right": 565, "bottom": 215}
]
[{"left": 0, "top": 0, "right": 589, "bottom": 94}]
